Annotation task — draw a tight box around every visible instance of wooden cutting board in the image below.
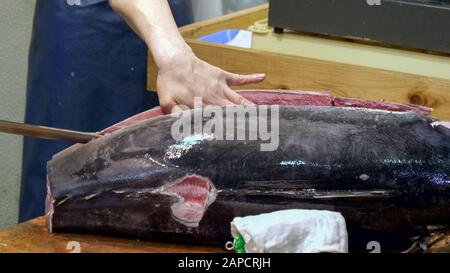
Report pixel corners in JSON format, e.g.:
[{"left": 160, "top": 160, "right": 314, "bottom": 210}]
[
  {"left": 0, "top": 217, "right": 448, "bottom": 253},
  {"left": 0, "top": 217, "right": 224, "bottom": 253}
]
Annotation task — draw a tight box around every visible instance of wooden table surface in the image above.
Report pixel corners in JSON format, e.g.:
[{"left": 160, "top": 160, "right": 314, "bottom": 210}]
[
  {"left": 0, "top": 217, "right": 224, "bottom": 253},
  {"left": 1, "top": 217, "right": 448, "bottom": 253}
]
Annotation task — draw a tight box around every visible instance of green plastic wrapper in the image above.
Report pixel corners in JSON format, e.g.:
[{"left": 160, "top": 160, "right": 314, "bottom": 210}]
[{"left": 234, "top": 233, "right": 246, "bottom": 253}]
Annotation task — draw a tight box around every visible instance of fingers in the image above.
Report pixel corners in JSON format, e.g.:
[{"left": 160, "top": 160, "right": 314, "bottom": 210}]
[
  {"left": 224, "top": 88, "right": 255, "bottom": 105},
  {"left": 158, "top": 71, "right": 261, "bottom": 113},
  {"left": 159, "top": 97, "right": 177, "bottom": 114},
  {"left": 226, "top": 73, "right": 266, "bottom": 86},
  {"left": 161, "top": 92, "right": 251, "bottom": 113},
  {"left": 214, "top": 98, "right": 236, "bottom": 107}
]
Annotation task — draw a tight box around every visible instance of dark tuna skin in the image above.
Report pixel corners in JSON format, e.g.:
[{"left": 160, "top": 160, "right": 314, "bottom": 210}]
[{"left": 46, "top": 106, "right": 450, "bottom": 245}]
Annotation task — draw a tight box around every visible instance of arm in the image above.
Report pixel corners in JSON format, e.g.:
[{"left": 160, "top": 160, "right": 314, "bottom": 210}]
[{"left": 108, "top": 0, "right": 266, "bottom": 113}]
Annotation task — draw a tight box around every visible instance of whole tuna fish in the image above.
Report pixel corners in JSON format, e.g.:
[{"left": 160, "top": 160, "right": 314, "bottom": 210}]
[{"left": 46, "top": 91, "right": 450, "bottom": 245}]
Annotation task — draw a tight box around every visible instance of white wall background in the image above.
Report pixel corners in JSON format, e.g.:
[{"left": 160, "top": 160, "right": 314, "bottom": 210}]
[
  {"left": 0, "top": 0, "right": 36, "bottom": 228},
  {"left": 192, "top": 0, "right": 223, "bottom": 21},
  {"left": 192, "top": 0, "right": 268, "bottom": 21}
]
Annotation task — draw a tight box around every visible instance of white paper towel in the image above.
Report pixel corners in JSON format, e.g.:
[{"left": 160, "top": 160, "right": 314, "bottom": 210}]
[{"left": 231, "top": 209, "right": 348, "bottom": 253}]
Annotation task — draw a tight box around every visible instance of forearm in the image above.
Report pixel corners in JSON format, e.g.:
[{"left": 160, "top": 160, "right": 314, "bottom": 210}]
[
  {"left": 109, "top": 0, "right": 265, "bottom": 113},
  {"left": 108, "top": 0, "right": 191, "bottom": 69}
]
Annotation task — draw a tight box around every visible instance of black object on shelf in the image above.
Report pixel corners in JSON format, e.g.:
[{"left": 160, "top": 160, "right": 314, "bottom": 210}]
[{"left": 268, "top": 0, "right": 450, "bottom": 55}]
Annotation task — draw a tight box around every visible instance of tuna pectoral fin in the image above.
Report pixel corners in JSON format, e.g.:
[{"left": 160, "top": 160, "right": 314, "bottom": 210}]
[{"left": 313, "top": 190, "right": 396, "bottom": 201}]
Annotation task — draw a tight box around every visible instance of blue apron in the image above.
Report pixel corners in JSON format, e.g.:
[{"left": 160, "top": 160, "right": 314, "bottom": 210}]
[{"left": 19, "top": 0, "right": 193, "bottom": 222}]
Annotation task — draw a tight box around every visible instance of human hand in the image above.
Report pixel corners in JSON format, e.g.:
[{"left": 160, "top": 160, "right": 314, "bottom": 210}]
[{"left": 156, "top": 51, "right": 265, "bottom": 113}]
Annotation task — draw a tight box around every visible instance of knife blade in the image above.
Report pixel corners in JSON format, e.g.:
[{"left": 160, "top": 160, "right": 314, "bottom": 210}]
[{"left": 0, "top": 120, "right": 101, "bottom": 143}]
